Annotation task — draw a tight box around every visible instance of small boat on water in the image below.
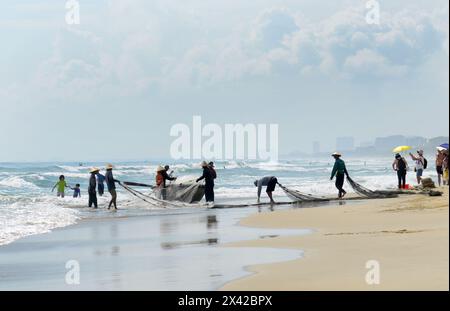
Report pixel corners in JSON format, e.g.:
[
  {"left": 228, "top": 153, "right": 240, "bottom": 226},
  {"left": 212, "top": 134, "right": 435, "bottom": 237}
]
[{"left": 154, "top": 182, "right": 205, "bottom": 203}]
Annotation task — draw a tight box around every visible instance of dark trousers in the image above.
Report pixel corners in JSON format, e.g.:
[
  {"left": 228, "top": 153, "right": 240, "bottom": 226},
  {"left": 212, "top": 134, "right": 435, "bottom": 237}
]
[
  {"left": 397, "top": 170, "right": 406, "bottom": 189},
  {"left": 88, "top": 191, "right": 97, "bottom": 208},
  {"left": 109, "top": 189, "right": 117, "bottom": 209},
  {"left": 335, "top": 173, "right": 346, "bottom": 197},
  {"left": 98, "top": 184, "right": 104, "bottom": 196},
  {"left": 205, "top": 183, "right": 215, "bottom": 202}
]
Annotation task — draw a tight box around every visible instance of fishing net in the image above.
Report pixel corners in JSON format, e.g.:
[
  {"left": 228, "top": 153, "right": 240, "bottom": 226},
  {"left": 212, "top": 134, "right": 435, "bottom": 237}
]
[
  {"left": 278, "top": 183, "right": 329, "bottom": 202},
  {"left": 121, "top": 179, "right": 205, "bottom": 208},
  {"left": 154, "top": 182, "right": 205, "bottom": 203},
  {"left": 347, "top": 177, "right": 398, "bottom": 198}
]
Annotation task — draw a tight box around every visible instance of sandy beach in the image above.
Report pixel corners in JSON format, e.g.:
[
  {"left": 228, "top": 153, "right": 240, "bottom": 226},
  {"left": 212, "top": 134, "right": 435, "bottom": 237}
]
[{"left": 222, "top": 188, "right": 449, "bottom": 291}]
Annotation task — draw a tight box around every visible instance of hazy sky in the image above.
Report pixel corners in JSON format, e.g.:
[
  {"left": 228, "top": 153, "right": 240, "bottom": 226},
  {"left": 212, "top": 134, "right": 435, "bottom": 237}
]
[{"left": 1, "top": 0, "right": 449, "bottom": 162}]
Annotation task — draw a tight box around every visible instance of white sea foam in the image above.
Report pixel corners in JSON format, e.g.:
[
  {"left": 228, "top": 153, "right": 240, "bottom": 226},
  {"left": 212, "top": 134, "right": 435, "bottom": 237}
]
[
  {"left": 1, "top": 158, "right": 441, "bottom": 246},
  {"left": 0, "top": 176, "right": 38, "bottom": 189},
  {"left": 0, "top": 197, "right": 80, "bottom": 246}
]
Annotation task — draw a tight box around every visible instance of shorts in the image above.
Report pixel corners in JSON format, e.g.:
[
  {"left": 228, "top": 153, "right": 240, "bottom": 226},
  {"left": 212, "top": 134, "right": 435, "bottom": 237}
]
[
  {"left": 436, "top": 166, "right": 443, "bottom": 175},
  {"left": 416, "top": 169, "right": 423, "bottom": 177},
  {"left": 266, "top": 177, "right": 278, "bottom": 193}
]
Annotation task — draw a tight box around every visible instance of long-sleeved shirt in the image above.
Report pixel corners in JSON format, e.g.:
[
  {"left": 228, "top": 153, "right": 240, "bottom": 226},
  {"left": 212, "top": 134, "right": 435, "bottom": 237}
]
[
  {"left": 88, "top": 174, "right": 97, "bottom": 193},
  {"left": 196, "top": 167, "right": 214, "bottom": 186},
  {"left": 331, "top": 159, "right": 349, "bottom": 179},
  {"left": 256, "top": 176, "right": 275, "bottom": 198},
  {"left": 105, "top": 170, "right": 119, "bottom": 191},
  {"left": 96, "top": 173, "right": 105, "bottom": 184},
  {"left": 161, "top": 170, "right": 176, "bottom": 188}
]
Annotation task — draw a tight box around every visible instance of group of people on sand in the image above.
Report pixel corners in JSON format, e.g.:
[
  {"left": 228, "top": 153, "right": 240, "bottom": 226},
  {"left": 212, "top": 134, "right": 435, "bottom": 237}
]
[
  {"left": 88, "top": 164, "right": 120, "bottom": 209},
  {"left": 53, "top": 147, "right": 449, "bottom": 207},
  {"left": 53, "top": 164, "right": 120, "bottom": 209},
  {"left": 256, "top": 152, "right": 350, "bottom": 203},
  {"left": 155, "top": 161, "right": 217, "bottom": 203},
  {"left": 392, "top": 148, "right": 449, "bottom": 189}
]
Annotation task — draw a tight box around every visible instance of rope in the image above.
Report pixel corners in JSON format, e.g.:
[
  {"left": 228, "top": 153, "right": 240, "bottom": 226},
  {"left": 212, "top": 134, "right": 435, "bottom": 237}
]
[{"left": 119, "top": 182, "right": 161, "bottom": 207}]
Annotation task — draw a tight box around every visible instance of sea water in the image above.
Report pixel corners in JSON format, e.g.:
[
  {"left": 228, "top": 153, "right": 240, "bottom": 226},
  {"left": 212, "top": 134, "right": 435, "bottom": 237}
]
[{"left": 0, "top": 158, "right": 438, "bottom": 246}]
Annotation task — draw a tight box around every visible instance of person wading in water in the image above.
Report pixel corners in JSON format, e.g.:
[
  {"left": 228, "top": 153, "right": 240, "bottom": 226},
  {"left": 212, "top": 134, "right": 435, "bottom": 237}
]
[
  {"left": 88, "top": 168, "right": 99, "bottom": 208},
  {"left": 105, "top": 164, "right": 120, "bottom": 210},
  {"left": 196, "top": 161, "right": 215, "bottom": 204}
]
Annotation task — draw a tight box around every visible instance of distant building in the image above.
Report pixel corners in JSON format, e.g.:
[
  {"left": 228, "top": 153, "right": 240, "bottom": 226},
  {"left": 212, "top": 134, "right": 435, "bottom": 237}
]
[
  {"left": 374, "top": 135, "right": 428, "bottom": 153},
  {"left": 336, "top": 137, "right": 355, "bottom": 152},
  {"left": 359, "top": 141, "right": 374, "bottom": 148},
  {"left": 374, "top": 135, "right": 407, "bottom": 152},
  {"left": 312, "top": 141, "right": 320, "bottom": 154},
  {"left": 406, "top": 136, "right": 427, "bottom": 148}
]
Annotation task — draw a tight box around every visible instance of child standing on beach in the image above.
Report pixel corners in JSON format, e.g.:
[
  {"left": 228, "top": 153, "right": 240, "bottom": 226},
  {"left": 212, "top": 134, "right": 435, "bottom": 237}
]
[
  {"left": 72, "top": 184, "right": 81, "bottom": 198},
  {"left": 52, "top": 175, "right": 69, "bottom": 198}
]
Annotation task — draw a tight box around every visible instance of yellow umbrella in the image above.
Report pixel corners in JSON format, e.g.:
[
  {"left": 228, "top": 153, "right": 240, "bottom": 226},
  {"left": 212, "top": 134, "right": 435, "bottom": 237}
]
[{"left": 392, "top": 145, "right": 412, "bottom": 153}]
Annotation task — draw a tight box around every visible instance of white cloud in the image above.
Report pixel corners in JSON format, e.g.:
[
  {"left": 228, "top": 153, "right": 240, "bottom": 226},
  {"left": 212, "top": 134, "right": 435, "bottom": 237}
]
[
  {"left": 13, "top": 2, "right": 450, "bottom": 98},
  {"left": 343, "top": 48, "right": 407, "bottom": 77}
]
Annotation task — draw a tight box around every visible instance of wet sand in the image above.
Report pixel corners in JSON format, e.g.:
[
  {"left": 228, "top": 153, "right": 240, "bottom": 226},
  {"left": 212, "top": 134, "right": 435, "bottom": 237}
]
[
  {"left": 0, "top": 206, "right": 306, "bottom": 290},
  {"left": 222, "top": 188, "right": 449, "bottom": 291}
]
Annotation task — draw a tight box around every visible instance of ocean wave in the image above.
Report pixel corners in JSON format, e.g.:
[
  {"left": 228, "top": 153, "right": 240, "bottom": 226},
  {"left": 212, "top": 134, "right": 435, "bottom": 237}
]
[
  {"left": 0, "top": 176, "right": 38, "bottom": 189},
  {"left": 0, "top": 198, "right": 80, "bottom": 246}
]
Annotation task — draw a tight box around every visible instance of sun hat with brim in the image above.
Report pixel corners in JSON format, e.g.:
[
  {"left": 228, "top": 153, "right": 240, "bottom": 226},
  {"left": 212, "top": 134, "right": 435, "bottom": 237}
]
[
  {"left": 106, "top": 164, "right": 114, "bottom": 169},
  {"left": 201, "top": 161, "right": 208, "bottom": 167},
  {"left": 156, "top": 165, "right": 165, "bottom": 172},
  {"left": 90, "top": 167, "right": 100, "bottom": 173},
  {"left": 331, "top": 152, "right": 342, "bottom": 157}
]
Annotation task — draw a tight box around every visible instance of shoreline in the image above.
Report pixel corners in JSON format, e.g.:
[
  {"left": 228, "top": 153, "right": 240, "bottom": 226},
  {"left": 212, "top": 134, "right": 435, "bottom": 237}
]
[
  {"left": 0, "top": 203, "right": 306, "bottom": 290},
  {"left": 221, "top": 187, "right": 449, "bottom": 291}
]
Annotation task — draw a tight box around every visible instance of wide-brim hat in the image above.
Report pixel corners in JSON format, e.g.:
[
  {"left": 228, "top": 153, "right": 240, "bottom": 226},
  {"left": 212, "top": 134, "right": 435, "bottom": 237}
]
[
  {"left": 201, "top": 161, "right": 208, "bottom": 167},
  {"left": 90, "top": 167, "right": 100, "bottom": 173},
  {"left": 156, "top": 165, "right": 165, "bottom": 172},
  {"left": 106, "top": 163, "right": 114, "bottom": 169},
  {"left": 331, "top": 152, "right": 342, "bottom": 157}
]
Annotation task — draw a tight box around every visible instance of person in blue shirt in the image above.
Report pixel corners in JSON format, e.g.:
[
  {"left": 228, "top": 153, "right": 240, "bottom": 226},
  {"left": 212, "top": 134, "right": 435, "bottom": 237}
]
[
  {"left": 96, "top": 172, "right": 106, "bottom": 196},
  {"left": 72, "top": 184, "right": 81, "bottom": 198}
]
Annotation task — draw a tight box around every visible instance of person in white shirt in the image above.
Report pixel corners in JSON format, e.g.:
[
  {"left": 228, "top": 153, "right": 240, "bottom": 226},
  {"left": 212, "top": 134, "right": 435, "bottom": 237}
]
[{"left": 409, "top": 150, "right": 425, "bottom": 184}]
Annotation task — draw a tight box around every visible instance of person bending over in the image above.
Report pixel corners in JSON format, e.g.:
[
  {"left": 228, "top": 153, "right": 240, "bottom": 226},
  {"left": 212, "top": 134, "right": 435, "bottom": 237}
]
[{"left": 254, "top": 176, "right": 278, "bottom": 204}]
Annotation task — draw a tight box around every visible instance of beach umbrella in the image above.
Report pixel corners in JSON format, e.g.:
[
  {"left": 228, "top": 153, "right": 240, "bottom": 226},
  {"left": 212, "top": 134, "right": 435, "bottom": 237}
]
[
  {"left": 440, "top": 143, "right": 449, "bottom": 149},
  {"left": 392, "top": 145, "right": 412, "bottom": 153}
]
